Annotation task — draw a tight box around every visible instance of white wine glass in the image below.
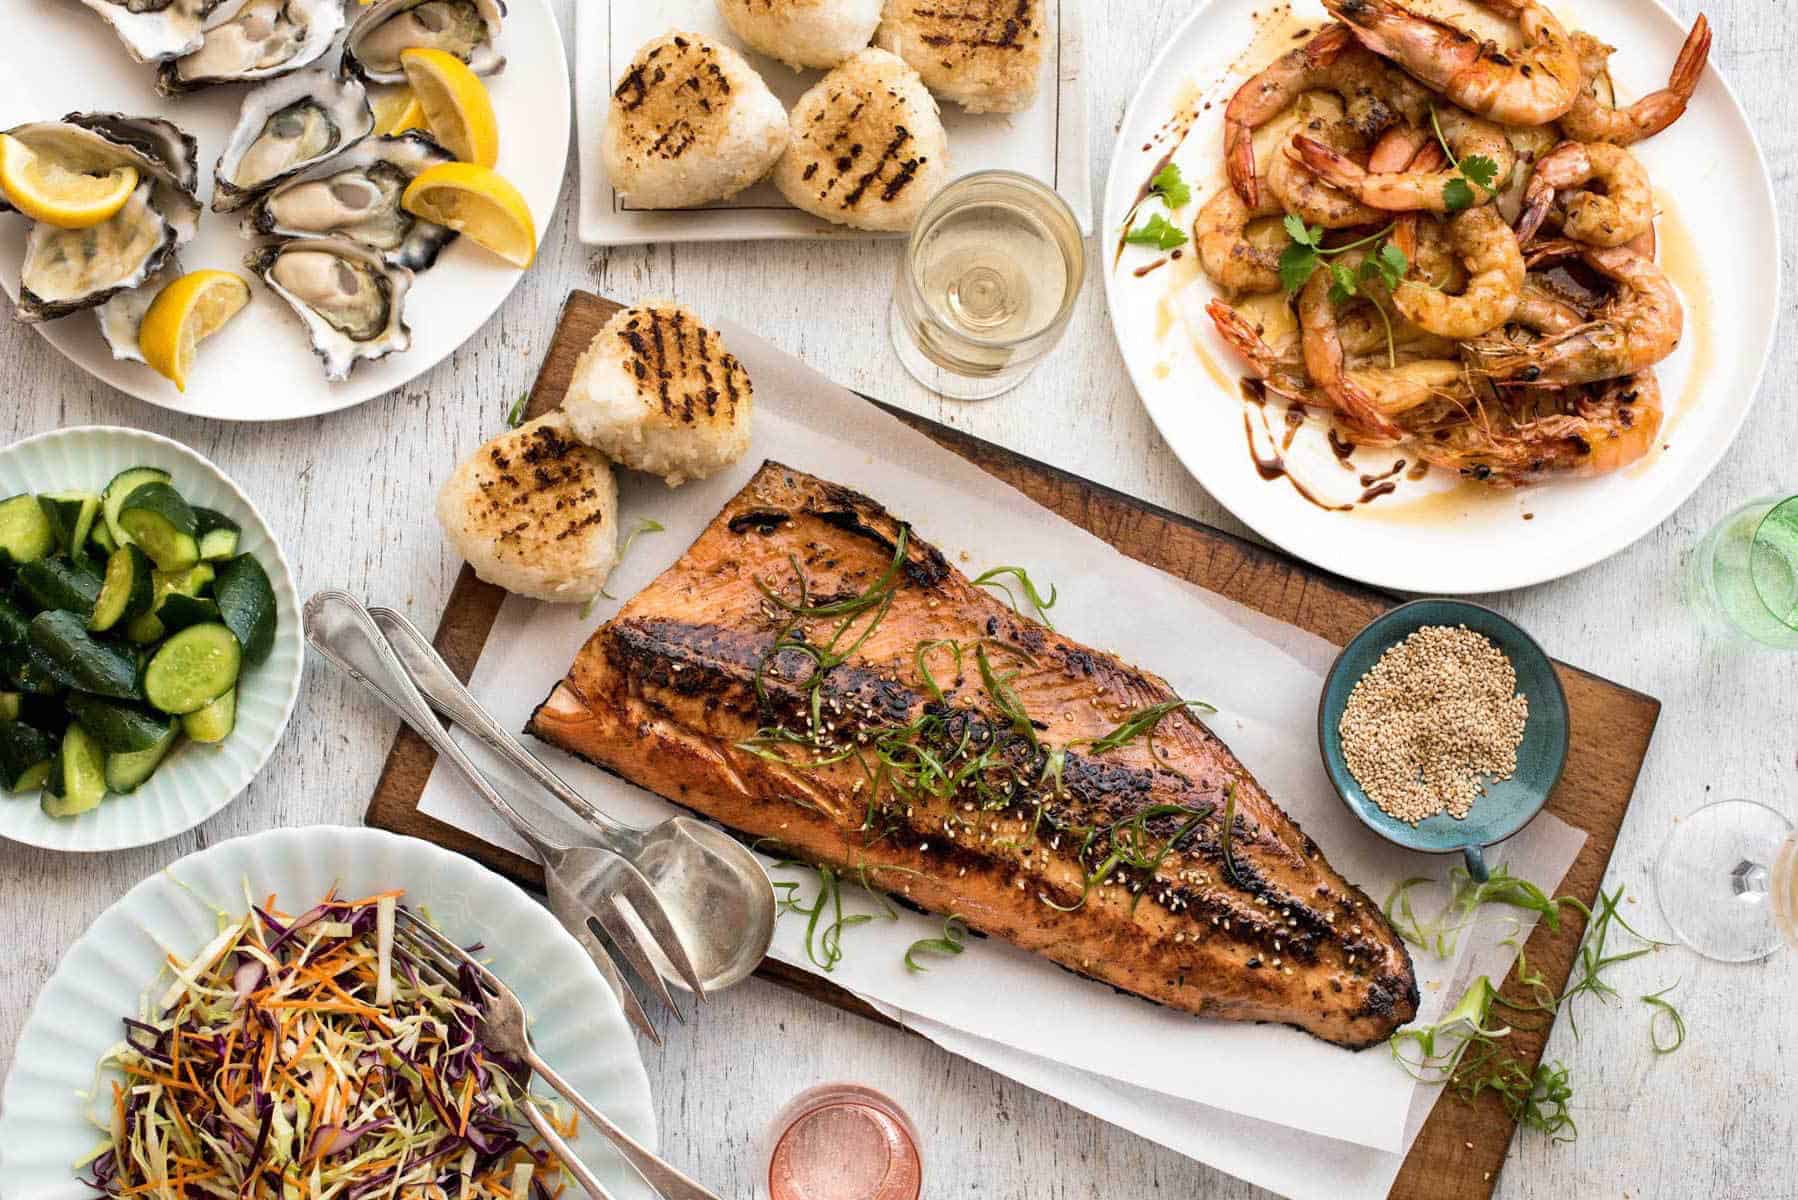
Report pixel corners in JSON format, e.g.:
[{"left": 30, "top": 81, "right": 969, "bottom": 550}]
[
  {"left": 1654, "top": 799, "right": 1798, "bottom": 962},
  {"left": 889, "top": 170, "right": 1084, "bottom": 401}
]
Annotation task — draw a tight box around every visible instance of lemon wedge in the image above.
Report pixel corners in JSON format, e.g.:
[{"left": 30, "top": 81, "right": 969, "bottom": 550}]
[
  {"left": 138, "top": 270, "right": 252, "bottom": 392},
  {"left": 400, "top": 48, "right": 499, "bottom": 167},
  {"left": 372, "top": 88, "right": 428, "bottom": 136},
  {"left": 0, "top": 134, "right": 139, "bottom": 229},
  {"left": 402, "top": 162, "right": 535, "bottom": 268}
]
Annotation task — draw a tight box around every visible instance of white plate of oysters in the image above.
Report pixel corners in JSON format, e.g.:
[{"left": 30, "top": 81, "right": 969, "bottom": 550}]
[{"left": 0, "top": 0, "right": 568, "bottom": 421}]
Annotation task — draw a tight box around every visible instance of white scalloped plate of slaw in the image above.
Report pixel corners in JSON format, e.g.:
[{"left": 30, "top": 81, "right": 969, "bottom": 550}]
[
  {"left": 1102, "top": 0, "right": 1778, "bottom": 594},
  {"left": 0, "top": 826, "right": 658, "bottom": 1200}
]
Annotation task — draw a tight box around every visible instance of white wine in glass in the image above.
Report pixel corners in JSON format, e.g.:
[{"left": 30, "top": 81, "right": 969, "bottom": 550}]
[{"left": 1655, "top": 799, "right": 1797, "bottom": 961}]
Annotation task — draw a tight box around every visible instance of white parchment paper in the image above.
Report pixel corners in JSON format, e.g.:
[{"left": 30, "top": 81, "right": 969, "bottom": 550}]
[{"left": 417, "top": 321, "right": 1586, "bottom": 1153}]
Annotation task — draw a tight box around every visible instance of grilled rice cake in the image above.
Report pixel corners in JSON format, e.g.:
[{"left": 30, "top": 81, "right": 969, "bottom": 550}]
[
  {"left": 530, "top": 463, "right": 1418, "bottom": 1047},
  {"left": 770, "top": 47, "right": 950, "bottom": 230},
  {"left": 875, "top": 0, "right": 1047, "bottom": 113}
]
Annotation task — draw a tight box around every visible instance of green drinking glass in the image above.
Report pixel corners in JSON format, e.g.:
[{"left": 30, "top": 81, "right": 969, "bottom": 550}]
[{"left": 1686, "top": 494, "right": 1798, "bottom": 650}]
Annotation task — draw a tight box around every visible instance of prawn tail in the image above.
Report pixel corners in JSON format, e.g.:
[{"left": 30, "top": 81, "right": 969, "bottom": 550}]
[
  {"left": 1225, "top": 125, "right": 1261, "bottom": 208},
  {"left": 1515, "top": 192, "right": 1554, "bottom": 246},
  {"left": 1291, "top": 135, "right": 1364, "bottom": 191},
  {"left": 1335, "top": 376, "right": 1404, "bottom": 441},
  {"left": 1669, "top": 14, "right": 1712, "bottom": 98},
  {"left": 1206, "top": 300, "right": 1277, "bottom": 373}
]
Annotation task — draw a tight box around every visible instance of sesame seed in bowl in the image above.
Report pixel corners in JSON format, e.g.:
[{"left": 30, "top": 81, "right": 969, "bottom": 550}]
[{"left": 1317, "top": 599, "right": 1570, "bottom": 882}]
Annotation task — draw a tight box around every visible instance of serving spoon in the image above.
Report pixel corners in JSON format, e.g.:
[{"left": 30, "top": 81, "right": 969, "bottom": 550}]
[
  {"left": 367, "top": 604, "right": 776, "bottom": 995},
  {"left": 304, "top": 591, "right": 704, "bottom": 1030}
]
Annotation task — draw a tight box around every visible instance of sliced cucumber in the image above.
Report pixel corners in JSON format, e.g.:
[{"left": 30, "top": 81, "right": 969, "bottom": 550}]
[
  {"left": 37, "top": 491, "right": 100, "bottom": 556},
  {"left": 90, "top": 521, "right": 117, "bottom": 556},
  {"left": 143, "top": 623, "right": 240, "bottom": 714},
  {"left": 67, "top": 693, "right": 175, "bottom": 753},
  {"left": 181, "top": 687, "right": 235, "bottom": 743},
  {"left": 6, "top": 645, "right": 65, "bottom": 696},
  {"left": 117, "top": 483, "right": 200, "bottom": 572},
  {"left": 0, "top": 720, "right": 52, "bottom": 791},
  {"left": 194, "top": 508, "right": 241, "bottom": 561},
  {"left": 41, "top": 725, "right": 106, "bottom": 817},
  {"left": 101, "top": 466, "right": 172, "bottom": 548},
  {"left": 0, "top": 494, "right": 55, "bottom": 564},
  {"left": 0, "top": 596, "right": 28, "bottom": 652},
  {"left": 123, "top": 564, "right": 217, "bottom": 644},
  {"left": 13, "top": 557, "right": 103, "bottom": 617},
  {"left": 89, "top": 544, "right": 154, "bottom": 633},
  {"left": 28, "top": 610, "right": 140, "bottom": 700},
  {"left": 157, "top": 593, "right": 220, "bottom": 634},
  {"left": 104, "top": 724, "right": 179, "bottom": 793},
  {"left": 214, "top": 554, "right": 276, "bottom": 666},
  {"left": 0, "top": 693, "right": 17, "bottom": 722}
]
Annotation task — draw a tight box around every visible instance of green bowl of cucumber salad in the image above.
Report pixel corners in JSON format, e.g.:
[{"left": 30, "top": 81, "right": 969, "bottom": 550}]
[{"left": 0, "top": 427, "right": 301, "bottom": 852}]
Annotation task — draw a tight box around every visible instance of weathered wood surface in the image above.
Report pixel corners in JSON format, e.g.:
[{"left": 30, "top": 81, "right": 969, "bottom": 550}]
[{"left": 3, "top": 0, "right": 1794, "bottom": 1196}]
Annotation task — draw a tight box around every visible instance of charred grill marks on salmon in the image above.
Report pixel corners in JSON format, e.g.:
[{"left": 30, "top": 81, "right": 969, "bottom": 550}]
[{"left": 529, "top": 463, "right": 1418, "bottom": 1047}]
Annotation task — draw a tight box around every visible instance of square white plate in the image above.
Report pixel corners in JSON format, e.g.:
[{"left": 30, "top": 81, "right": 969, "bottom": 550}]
[{"left": 576, "top": 0, "right": 1091, "bottom": 245}]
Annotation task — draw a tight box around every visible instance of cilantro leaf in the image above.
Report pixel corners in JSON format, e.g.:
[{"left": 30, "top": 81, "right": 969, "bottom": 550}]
[
  {"left": 1278, "top": 241, "right": 1320, "bottom": 293},
  {"left": 1283, "top": 214, "right": 1321, "bottom": 248},
  {"left": 1328, "top": 260, "right": 1360, "bottom": 304},
  {"left": 1123, "top": 212, "right": 1187, "bottom": 251},
  {"left": 1149, "top": 162, "right": 1191, "bottom": 209},
  {"left": 1460, "top": 154, "right": 1500, "bottom": 192},
  {"left": 1443, "top": 176, "right": 1475, "bottom": 213},
  {"left": 506, "top": 391, "right": 529, "bottom": 427},
  {"left": 1369, "top": 241, "right": 1409, "bottom": 291}
]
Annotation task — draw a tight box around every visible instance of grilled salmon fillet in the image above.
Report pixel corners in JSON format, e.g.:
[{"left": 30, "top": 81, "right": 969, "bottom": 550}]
[{"left": 529, "top": 463, "right": 1418, "bottom": 1047}]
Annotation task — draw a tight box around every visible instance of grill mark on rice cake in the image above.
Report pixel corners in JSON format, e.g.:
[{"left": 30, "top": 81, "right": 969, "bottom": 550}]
[
  {"left": 476, "top": 422, "right": 608, "bottom": 547},
  {"left": 612, "top": 306, "right": 749, "bottom": 427},
  {"left": 793, "top": 85, "right": 930, "bottom": 216},
  {"left": 610, "top": 36, "right": 738, "bottom": 160},
  {"left": 528, "top": 462, "right": 1419, "bottom": 1046}
]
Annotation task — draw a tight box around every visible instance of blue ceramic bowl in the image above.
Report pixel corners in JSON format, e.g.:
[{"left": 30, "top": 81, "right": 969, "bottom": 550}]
[{"left": 1317, "top": 599, "right": 1569, "bottom": 880}]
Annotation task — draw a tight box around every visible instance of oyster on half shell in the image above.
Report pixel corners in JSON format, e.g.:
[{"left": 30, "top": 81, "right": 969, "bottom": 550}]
[
  {"left": 343, "top": 0, "right": 505, "bottom": 83},
  {"left": 157, "top": 0, "right": 348, "bottom": 93},
  {"left": 73, "top": 0, "right": 227, "bottom": 64},
  {"left": 213, "top": 66, "right": 373, "bottom": 212},
  {"left": 1, "top": 113, "right": 201, "bottom": 323},
  {"left": 18, "top": 182, "right": 175, "bottom": 323},
  {"left": 246, "top": 132, "right": 458, "bottom": 269},
  {"left": 248, "top": 236, "right": 411, "bottom": 380}
]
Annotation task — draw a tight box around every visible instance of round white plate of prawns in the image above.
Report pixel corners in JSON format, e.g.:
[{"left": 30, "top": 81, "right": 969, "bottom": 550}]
[{"left": 1103, "top": 0, "right": 1778, "bottom": 594}]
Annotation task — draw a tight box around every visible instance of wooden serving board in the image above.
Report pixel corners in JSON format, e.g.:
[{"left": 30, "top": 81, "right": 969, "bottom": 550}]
[{"left": 367, "top": 290, "right": 1660, "bottom": 1199}]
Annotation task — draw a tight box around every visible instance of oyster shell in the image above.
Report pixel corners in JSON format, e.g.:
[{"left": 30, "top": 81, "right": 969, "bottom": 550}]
[
  {"left": 248, "top": 236, "right": 412, "bottom": 380},
  {"left": 2, "top": 112, "right": 202, "bottom": 242},
  {"left": 156, "top": 0, "right": 348, "bottom": 93},
  {"left": 246, "top": 132, "right": 458, "bottom": 269},
  {"left": 73, "top": 0, "right": 227, "bottom": 64},
  {"left": 343, "top": 0, "right": 505, "bottom": 84},
  {"left": 17, "top": 181, "right": 176, "bottom": 322},
  {"left": 213, "top": 66, "right": 374, "bottom": 212},
  {"left": 94, "top": 255, "right": 183, "bottom": 363}
]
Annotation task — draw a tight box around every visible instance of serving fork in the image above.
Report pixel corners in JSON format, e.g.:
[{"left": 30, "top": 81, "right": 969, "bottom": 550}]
[
  {"left": 304, "top": 591, "right": 703, "bottom": 1038},
  {"left": 366, "top": 605, "right": 775, "bottom": 998},
  {"left": 393, "top": 908, "right": 724, "bottom": 1200}
]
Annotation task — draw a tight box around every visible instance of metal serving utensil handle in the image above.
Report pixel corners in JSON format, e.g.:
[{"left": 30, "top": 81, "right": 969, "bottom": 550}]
[
  {"left": 522, "top": 1100, "right": 618, "bottom": 1200},
  {"left": 366, "top": 606, "right": 632, "bottom": 843},
  {"left": 526, "top": 1050, "right": 724, "bottom": 1200},
  {"left": 303, "top": 591, "right": 561, "bottom": 862}
]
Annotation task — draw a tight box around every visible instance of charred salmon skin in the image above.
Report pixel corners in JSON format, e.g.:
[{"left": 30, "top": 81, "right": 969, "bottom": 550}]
[{"left": 529, "top": 463, "right": 1418, "bottom": 1047}]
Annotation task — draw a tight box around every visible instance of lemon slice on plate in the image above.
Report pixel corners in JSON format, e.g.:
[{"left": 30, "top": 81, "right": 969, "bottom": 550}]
[
  {"left": 402, "top": 163, "right": 536, "bottom": 268},
  {"left": 372, "top": 87, "right": 428, "bottom": 136},
  {"left": 399, "top": 48, "right": 498, "bottom": 167},
  {"left": 138, "top": 270, "right": 252, "bottom": 392},
  {"left": 0, "top": 134, "right": 139, "bottom": 229}
]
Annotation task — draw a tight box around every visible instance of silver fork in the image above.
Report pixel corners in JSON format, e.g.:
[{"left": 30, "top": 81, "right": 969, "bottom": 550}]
[
  {"left": 304, "top": 592, "right": 701, "bottom": 1028},
  {"left": 394, "top": 909, "right": 724, "bottom": 1200}
]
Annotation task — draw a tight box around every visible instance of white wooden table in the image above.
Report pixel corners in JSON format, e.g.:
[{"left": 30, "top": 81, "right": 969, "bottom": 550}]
[{"left": 2, "top": 2, "right": 1793, "bottom": 1196}]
